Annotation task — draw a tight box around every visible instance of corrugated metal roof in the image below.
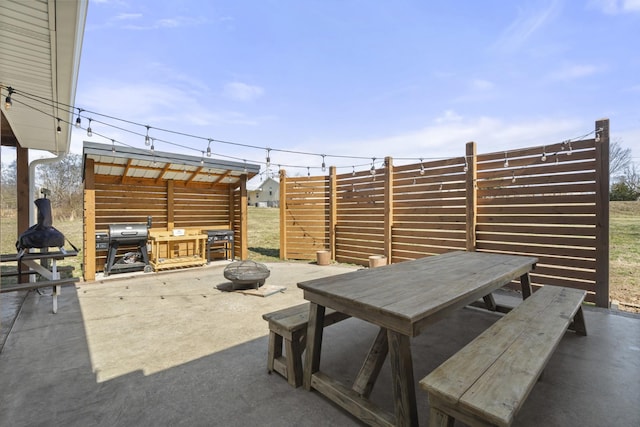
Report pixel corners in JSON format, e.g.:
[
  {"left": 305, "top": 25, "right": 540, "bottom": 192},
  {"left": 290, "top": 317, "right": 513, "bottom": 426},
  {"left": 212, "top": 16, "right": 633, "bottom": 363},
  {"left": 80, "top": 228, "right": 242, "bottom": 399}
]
[{"left": 83, "top": 141, "right": 261, "bottom": 185}]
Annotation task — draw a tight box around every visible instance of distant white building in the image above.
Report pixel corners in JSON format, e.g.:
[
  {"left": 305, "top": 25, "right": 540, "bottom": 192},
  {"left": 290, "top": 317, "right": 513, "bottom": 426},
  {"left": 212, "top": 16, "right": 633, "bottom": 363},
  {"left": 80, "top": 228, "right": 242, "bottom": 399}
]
[{"left": 247, "top": 176, "right": 280, "bottom": 207}]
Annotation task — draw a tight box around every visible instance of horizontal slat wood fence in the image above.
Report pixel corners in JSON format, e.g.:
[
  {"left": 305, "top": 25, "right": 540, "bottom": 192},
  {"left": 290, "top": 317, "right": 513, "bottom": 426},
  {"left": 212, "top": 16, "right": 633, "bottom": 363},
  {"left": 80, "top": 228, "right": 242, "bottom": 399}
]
[{"left": 280, "top": 119, "right": 609, "bottom": 307}]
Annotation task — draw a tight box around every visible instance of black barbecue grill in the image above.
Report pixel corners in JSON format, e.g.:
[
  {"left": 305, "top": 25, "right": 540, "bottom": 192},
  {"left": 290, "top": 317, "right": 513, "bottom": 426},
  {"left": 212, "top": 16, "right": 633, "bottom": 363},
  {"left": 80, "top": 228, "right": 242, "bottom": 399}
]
[{"left": 104, "top": 223, "right": 151, "bottom": 276}]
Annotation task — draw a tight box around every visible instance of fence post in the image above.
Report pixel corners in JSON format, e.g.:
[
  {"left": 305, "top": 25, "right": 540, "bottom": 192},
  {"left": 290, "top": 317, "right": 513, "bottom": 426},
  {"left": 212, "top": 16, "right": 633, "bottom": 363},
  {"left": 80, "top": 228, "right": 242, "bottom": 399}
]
[
  {"left": 465, "top": 142, "right": 477, "bottom": 252},
  {"left": 594, "top": 119, "right": 610, "bottom": 308},
  {"left": 328, "top": 166, "right": 337, "bottom": 260},
  {"left": 239, "top": 174, "right": 248, "bottom": 260},
  {"left": 279, "top": 169, "right": 287, "bottom": 260},
  {"left": 384, "top": 156, "right": 394, "bottom": 264}
]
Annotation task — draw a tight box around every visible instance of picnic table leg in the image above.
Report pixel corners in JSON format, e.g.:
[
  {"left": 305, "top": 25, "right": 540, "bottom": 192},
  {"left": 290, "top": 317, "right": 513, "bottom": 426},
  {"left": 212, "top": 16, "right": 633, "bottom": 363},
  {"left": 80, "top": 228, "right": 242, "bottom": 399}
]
[
  {"left": 520, "top": 272, "right": 533, "bottom": 299},
  {"left": 387, "top": 330, "right": 418, "bottom": 427},
  {"left": 352, "top": 327, "right": 389, "bottom": 398},
  {"left": 52, "top": 285, "right": 60, "bottom": 314},
  {"left": 303, "top": 302, "right": 325, "bottom": 390}
]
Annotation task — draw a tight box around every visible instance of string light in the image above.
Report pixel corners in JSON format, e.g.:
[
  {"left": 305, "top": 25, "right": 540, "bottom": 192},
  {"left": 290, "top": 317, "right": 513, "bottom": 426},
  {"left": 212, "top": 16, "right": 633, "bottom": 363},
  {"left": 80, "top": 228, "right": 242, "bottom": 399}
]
[
  {"left": 541, "top": 147, "right": 547, "bottom": 162},
  {"left": 2, "top": 86, "right": 604, "bottom": 175},
  {"left": 307, "top": 167, "right": 310, "bottom": 177},
  {"left": 511, "top": 171, "right": 516, "bottom": 183},
  {"left": 370, "top": 158, "right": 376, "bottom": 176},
  {"left": 206, "top": 139, "right": 212, "bottom": 157},
  {"left": 419, "top": 159, "right": 425, "bottom": 176},
  {"left": 567, "top": 141, "right": 572, "bottom": 155},
  {"left": 595, "top": 127, "right": 603, "bottom": 143},
  {"left": 463, "top": 156, "right": 468, "bottom": 172},
  {"left": 503, "top": 152, "right": 509, "bottom": 168},
  {"left": 321, "top": 155, "right": 326, "bottom": 172},
  {"left": 201, "top": 151, "right": 205, "bottom": 165},
  {"left": 266, "top": 148, "right": 271, "bottom": 169},
  {"left": 150, "top": 139, "right": 155, "bottom": 154},
  {"left": 352, "top": 166, "right": 356, "bottom": 176},
  {"left": 145, "top": 125, "right": 151, "bottom": 146},
  {"left": 75, "top": 108, "right": 82, "bottom": 128},
  {"left": 4, "top": 87, "right": 13, "bottom": 110},
  {"left": 111, "top": 139, "right": 116, "bottom": 153},
  {"left": 56, "top": 118, "right": 62, "bottom": 134}
]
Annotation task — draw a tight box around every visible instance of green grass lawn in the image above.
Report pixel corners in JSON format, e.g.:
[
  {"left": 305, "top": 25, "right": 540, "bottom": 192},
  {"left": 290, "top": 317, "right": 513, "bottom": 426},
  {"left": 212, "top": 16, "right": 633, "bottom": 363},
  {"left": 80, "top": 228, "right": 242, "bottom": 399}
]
[{"left": 2, "top": 203, "right": 639, "bottom": 310}]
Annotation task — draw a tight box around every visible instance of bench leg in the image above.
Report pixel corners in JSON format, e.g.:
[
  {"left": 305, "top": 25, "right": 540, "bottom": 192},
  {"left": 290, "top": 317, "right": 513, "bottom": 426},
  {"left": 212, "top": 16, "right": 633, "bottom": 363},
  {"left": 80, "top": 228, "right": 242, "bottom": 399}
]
[
  {"left": 428, "top": 407, "right": 454, "bottom": 427},
  {"left": 520, "top": 272, "right": 533, "bottom": 299},
  {"left": 285, "top": 330, "right": 305, "bottom": 387},
  {"left": 571, "top": 306, "right": 588, "bottom": 336},
  {"left": 267, "top": 331, "right": 282, "bottom": 374}
]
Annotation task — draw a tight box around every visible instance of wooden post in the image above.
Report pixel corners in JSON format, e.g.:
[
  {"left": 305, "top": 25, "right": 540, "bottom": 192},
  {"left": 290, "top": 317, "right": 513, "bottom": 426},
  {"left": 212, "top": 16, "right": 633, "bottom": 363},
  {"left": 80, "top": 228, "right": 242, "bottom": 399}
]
[
  {"left": 279, "top": 169, "right": 287, "bottom": 260},
  {"left": 465, "top": 142, "right": 477, "bottom": 252},
  {"left": 166, "top": 180, "right": 174, "bottom": 230},
  {"left": 594, "top": 118, "right": 610, "bottom": 308},
  {"left": 228, "top": 182, "right": 235, "bottom": 230},
  {"left": 16, "top": 145, "right": 29, "bottom": 282},
  {"left": 239, "top": 174, "right": 248, "bottom": 260},
  {"left": 329, "top": 166, "right": 337, "bottom": 261},
  {"left": 83, "top": 158, "right": 96, "bottom": 281},
  {"left": 384, "top": 156, "right": 393, "bottom": 264},
  {"left": 16, "top": 145, "right": 30, "bottom": 233}
]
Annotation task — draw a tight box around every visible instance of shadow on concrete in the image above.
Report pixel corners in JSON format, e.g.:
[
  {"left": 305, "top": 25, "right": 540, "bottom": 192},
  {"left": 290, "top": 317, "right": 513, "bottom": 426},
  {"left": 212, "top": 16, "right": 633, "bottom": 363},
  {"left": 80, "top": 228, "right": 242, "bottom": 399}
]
[{"left": 1, "top": 264, "right": 639, "bottom": 426}]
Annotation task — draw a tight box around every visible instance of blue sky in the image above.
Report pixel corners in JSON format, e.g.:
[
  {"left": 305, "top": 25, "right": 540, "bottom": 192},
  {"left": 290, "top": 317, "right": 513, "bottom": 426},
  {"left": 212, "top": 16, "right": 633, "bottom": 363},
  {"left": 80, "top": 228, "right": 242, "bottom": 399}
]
[{"left": 67, "top": 0, "right": 640, "bottom": 174}]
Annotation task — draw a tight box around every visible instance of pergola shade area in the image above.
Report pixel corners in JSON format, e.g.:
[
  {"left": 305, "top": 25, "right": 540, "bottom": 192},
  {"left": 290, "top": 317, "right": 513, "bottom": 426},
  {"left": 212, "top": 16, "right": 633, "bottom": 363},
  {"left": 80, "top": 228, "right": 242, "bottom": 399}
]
[{"left": 82, "top": 141, "right": 261, "bottom": 280}]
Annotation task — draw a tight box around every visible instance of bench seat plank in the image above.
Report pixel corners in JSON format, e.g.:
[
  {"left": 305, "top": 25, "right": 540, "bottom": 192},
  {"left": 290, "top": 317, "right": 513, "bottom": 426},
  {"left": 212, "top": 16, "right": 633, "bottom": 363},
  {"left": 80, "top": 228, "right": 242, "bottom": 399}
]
[{"left": 420, "top": 285, "right": 586, "bottom": 427}]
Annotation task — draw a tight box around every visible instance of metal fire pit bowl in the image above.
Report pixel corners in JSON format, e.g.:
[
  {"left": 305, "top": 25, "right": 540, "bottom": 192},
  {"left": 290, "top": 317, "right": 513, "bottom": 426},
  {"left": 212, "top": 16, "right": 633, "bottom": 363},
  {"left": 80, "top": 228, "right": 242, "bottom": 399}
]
[{"left": 223, "top": 260, "right": 270, "bottom": 289}]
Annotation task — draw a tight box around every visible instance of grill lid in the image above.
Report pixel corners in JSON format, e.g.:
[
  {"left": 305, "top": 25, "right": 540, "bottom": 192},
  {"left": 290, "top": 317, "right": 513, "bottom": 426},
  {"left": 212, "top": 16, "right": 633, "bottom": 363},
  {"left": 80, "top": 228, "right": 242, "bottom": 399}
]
[{"left": 108, "top": 223, "right": 148, "bottom": 243}]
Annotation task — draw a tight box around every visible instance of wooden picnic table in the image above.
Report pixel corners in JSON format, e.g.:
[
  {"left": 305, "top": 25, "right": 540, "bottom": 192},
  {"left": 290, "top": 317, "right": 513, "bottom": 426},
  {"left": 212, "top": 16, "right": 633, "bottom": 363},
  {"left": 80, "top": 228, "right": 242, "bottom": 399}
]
[{"left": 297, "top": 250, "right": 537, "bottom": 427}]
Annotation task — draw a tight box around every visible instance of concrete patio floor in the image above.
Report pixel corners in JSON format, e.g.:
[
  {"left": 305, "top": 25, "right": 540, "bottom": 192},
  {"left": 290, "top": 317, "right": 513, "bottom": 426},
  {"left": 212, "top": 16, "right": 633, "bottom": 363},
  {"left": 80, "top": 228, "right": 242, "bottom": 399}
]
[{"left": 1, "top": 261, "right": 639, "bottom": 427}]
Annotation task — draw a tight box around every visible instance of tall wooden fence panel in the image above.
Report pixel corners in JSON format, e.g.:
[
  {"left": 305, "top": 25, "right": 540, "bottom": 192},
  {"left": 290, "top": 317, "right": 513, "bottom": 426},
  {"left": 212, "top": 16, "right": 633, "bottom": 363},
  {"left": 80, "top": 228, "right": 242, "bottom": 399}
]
[
  {"left": 334, "top": 169, "right": 386, "bottom": 265},
  {"left": 392, "top": 158, "right": 468, "bottom": 263},
  {"left": 474, "top": 137, "right": 605, "bottom": 305},
  {"left": 280, "top": 174, "right": 330, "bottom": 260}
]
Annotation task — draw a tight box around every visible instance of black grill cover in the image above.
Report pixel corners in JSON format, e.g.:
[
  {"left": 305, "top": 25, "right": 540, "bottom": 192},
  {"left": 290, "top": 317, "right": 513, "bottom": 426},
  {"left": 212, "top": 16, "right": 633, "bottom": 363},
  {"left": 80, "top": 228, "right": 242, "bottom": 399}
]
[{"left": 16, "top": 198, "right": 65, "bottom": 250}]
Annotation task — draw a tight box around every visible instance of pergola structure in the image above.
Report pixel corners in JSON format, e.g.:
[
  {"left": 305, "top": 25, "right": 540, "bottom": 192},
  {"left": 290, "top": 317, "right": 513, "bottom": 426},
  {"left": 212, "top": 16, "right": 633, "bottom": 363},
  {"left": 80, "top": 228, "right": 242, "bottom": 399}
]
[{"left": 83, "top": 142, "right": 260, "bottom": 280}]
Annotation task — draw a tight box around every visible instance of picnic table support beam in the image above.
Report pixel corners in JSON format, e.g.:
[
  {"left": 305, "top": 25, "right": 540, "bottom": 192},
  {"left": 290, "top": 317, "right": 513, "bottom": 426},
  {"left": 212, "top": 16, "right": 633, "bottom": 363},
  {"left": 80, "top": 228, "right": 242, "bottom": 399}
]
[
  {"left": 388, "top": 330, "right": 418, "bottom": 427},
  {"left": 353, "top": 327, "right": 389, "bottom": 398},
  {"left": 303, "top": 303, "right": 325, "bottom": 390}
]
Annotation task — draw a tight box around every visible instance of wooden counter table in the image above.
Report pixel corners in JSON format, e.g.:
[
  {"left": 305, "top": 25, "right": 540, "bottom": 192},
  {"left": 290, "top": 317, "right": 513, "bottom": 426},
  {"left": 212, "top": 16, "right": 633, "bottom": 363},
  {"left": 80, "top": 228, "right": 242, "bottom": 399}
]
[
  {"left": 298, "top": 250, "right": 537, "bottom": 427},
  {"left": 148, "top": 231, "right": 208, "bottom": 271}
]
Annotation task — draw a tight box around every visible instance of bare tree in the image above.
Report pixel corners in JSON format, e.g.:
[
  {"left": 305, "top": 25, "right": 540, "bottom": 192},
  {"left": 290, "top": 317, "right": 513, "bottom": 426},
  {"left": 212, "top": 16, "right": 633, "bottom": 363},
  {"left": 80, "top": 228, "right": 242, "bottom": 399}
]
[
  {"left": 610, "top": 139, "right": 631, "bottom": 178},
  {"left": 36, "top": 154, "right": 83, "bottom": 220}
]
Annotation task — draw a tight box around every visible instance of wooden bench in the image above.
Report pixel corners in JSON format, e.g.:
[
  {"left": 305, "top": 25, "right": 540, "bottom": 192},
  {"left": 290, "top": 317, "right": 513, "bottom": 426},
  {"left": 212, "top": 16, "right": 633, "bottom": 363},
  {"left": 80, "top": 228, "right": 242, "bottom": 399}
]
[
  {"left": 262, "top": 303, "right": 350, "bottom": 387},
  {"left": 1, "top": 278, "right": 80, "bottom": 314},
  {"left": 419, "top": 285, "right": 587, "bottom": 427}
]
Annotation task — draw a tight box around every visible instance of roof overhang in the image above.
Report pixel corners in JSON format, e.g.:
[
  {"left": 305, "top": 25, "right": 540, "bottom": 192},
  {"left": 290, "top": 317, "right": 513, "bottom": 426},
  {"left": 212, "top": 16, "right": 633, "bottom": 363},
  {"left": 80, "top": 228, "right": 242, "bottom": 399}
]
[
  {"left": 0, "top": 0, "right": 88, "bottom": 154},
  {"left": 83, "top": 141, "right": 261, "bottom": 186}
]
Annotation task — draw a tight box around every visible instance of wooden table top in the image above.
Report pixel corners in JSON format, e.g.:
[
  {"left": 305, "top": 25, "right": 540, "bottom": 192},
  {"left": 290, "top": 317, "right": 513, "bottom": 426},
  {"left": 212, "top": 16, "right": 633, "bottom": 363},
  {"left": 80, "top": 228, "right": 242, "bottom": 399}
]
[{"left": 298, "top": 251, "right": 537, "bottom": 337}]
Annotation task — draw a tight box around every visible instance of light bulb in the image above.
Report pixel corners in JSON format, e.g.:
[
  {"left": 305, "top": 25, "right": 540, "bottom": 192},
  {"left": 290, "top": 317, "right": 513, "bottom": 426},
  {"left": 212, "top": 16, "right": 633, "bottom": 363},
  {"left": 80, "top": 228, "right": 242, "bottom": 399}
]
[
  {"left": 87, "top": 119, "right": 93, "bottom": 137},
  {"left": 4, "top": 87, "right": 13, "bottom": 110}
]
